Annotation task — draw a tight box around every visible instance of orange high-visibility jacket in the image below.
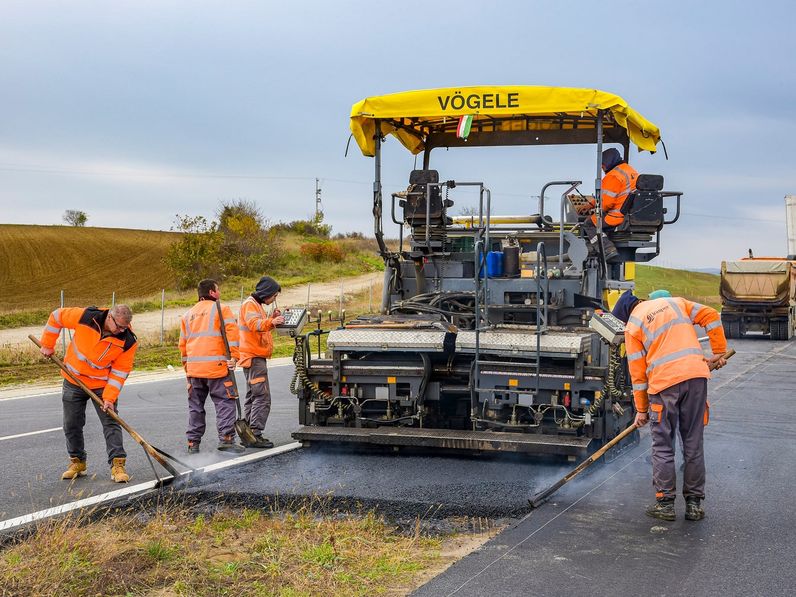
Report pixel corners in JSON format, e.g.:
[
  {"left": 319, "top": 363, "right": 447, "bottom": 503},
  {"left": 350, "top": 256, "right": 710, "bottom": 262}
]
[
  {"left": 238, "top": 296, "right": 278, "bottom": 367},
  {"left": 179, "top": 300, "right": 240, "bottom": 379},
  {"left": 589, "top": 162, "right": 639, "bottom": 227},
  {"left": 624, "top": 297, "right": 727, "bottom": 413},
  {"left": 40, "top": 307, "right": 138, "bottom": 403}
]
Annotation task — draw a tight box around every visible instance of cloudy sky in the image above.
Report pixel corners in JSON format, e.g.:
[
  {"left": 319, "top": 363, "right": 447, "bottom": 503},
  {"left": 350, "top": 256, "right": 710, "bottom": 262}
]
[{"left": 1, "top": 0, "right": 794, "bottom": 268}]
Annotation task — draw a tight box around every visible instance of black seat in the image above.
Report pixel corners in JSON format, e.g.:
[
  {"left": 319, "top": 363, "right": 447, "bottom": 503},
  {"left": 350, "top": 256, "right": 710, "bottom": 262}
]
[
  {"left": 404, "top": 169, "right": 445, "bottom": 225},
  {"left": 614, "top": 174, "right": 665, "bottom": 233}
]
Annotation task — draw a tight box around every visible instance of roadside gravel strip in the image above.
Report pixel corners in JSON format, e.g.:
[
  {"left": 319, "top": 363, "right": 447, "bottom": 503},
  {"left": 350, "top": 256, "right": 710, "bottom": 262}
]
[{"left": 0, "top": 272, "right": 382, "bottom": 348}]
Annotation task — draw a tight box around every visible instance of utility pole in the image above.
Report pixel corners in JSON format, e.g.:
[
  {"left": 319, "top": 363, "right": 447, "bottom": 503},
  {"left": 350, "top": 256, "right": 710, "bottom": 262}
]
[{"left": 315, "top": 178, "right": 323, "bottom": 222}]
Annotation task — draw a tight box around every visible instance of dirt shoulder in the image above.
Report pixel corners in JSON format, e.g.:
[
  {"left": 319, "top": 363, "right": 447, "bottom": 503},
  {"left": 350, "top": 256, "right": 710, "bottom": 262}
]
[{"left": 0, "top": 272, "right": 383, "bottom": 349}]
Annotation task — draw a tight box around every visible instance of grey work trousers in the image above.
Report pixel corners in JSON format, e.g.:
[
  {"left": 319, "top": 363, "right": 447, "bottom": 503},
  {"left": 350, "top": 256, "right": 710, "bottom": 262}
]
[
  {"left": 649, "top": 377, "right": 708, "bottom": 501},
  {"left": 62, "top": 380, "right": 126, "bottom": 465},
  {"left": 186, "top": 376, "right": 238, "bottom": 443},
  {"left": 243, "top": 357, "right": 272, "bottom": 435}
]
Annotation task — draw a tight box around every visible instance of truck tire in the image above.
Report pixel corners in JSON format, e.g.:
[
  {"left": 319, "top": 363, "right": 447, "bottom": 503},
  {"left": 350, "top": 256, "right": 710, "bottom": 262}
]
[
  {"left": 729, "top": 320, "right": 741, "bottom": 339},
  {"left": 723, "top": 321, "right": 734, "bottom": 339}
]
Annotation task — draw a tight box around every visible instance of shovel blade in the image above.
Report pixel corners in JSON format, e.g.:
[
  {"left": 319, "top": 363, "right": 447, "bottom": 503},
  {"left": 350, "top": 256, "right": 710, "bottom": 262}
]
[{"left": 235, "top": 419, "right": 258, "bottom": 445}]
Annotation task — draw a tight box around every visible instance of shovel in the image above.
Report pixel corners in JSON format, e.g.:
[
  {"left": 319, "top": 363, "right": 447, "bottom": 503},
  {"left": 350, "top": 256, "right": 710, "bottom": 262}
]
[
  {"left": 215, "top": 300, "right": 258, "bottom": 446},
  {"left": 29, "top": 334, "right": 192, "bottom": 487},
  {"left": 529, "top": 348, "right": 736, "bottom": 508}
]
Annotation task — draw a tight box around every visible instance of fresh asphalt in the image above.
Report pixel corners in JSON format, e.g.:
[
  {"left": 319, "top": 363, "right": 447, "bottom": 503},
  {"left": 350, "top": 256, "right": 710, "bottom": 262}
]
[{"left": 2, "top": 339, "right": 794, "bottom": 596}]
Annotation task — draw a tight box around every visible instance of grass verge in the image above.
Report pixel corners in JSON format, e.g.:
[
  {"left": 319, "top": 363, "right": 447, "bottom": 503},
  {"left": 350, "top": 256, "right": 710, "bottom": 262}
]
[{"left": 0, "top": 505, "right": 445, "bottom": 596}]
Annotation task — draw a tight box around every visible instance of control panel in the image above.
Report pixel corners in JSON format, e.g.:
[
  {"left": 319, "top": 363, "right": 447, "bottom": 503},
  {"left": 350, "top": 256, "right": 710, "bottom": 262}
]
[
  {"left": 275, "top": 307, "right": 309, "bottom": 337},
  {"left": 589, "top": 310, "right": 625, "bottom": 345}
]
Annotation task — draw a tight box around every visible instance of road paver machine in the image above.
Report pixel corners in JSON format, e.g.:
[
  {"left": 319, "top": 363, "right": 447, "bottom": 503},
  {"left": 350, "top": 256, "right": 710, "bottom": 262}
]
[{"left": 292, "top": 86, "right": 682, "bottom": 456}]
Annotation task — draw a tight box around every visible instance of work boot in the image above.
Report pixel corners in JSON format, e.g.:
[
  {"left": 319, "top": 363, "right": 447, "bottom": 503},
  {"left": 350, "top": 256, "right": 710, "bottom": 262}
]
[
  {"left": 685, "top": 497, "right": 705, "bottom": 521},
  {"left": 601, "top": 234, "right": 620, "bottom": 262},
  {"left": 243, "top": 435, "right": 274, "bottom": 449},
  {"left": 645, "top": 499, "right": 676, "bottom": 522},
  {"left": 110, "top": 458, "right": 130, "bottom": 483},
  {"left": 187, "top": 441, "right": 200, "bottom": 455},
  {"left": 217, "top": 436, "right": 246, "bottom": 454},
  {"left": 61, "top": 457, "right": 87, "bottom": 480}
]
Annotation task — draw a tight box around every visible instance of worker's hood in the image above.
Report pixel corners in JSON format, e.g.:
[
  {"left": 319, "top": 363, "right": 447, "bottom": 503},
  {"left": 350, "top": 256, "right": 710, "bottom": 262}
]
[{"left": 350, "top": 85, "right": 662, "bottom": 156}]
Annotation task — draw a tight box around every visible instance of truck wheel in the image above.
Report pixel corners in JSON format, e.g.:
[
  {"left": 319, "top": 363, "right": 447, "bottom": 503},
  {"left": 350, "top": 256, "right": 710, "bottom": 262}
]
[
  {"left": 723, "top": 321, "right": 733, "bottom": 339},
  {"left": 729, "top": 321, "right": 741, "bottom": 339}
]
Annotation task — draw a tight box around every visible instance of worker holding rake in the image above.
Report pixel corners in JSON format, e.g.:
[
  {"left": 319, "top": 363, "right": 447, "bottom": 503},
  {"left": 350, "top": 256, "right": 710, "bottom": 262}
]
[
  {"left": 39, "top": 304, "right": 137, "bottom": 483},
  {"left": 613, "top": 289, "right": 728, "bottom": 522}
]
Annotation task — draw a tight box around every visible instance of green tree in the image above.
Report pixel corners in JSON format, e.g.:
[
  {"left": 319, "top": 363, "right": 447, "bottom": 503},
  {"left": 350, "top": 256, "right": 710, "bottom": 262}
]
[
  {"left": 216, "top": 199, "right": 277, "bottom": 276},
  {"left": 166, "top": 215, "right": 224, "bottom": 289},
  {"left": 63, "top": 209, "right": 88, "bottom": 226}
]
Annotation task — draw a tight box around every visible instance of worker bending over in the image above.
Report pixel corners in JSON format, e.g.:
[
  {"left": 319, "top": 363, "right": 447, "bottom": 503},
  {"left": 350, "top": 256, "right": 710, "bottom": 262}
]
[
  {"left": 180, "top": 279, "right": 244, "bottom": 453},
  {"left": 238, "top": 275, "right": 285, "bottom": 449},
  {"left": 39, "top": 304, "right": 137, "bottom": 483},
  {"left": 580, "top": 148, "right": 638, "bottom": 261},
  {"left": 612, "top": 290, "right": 728, "bottom": 521}
]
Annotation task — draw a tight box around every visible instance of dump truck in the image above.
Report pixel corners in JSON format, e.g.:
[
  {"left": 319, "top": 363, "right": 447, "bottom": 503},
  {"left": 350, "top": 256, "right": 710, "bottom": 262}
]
[
  {"left": 291, "top": 86, "right": 682, "bottom": 457},
  {"left": 720, "top": 259, "right": 795, "bottom": 340}
]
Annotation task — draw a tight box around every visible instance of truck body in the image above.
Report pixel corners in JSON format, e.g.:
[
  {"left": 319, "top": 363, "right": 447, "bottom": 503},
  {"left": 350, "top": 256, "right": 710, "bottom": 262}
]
[
  {"left": 291, "top": 86, "right": 682, "bottom": 457},
  {"left": 720, "top": 259, "right": 795, "bottom": 340}
]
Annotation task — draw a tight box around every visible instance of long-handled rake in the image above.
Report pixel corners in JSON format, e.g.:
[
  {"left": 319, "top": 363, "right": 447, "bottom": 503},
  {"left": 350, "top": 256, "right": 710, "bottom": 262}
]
[
  {"left": 29, "top": 334, "right": 193, "bottom": 487},
  {"left": 529, "top": 348, "right": 736, "bottom": 508}
]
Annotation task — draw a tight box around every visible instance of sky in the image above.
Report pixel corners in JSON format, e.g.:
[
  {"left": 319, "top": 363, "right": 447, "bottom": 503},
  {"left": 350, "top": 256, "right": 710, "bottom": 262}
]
[{"left": 1, "top": 0, "right": 794, "bottom": 269}]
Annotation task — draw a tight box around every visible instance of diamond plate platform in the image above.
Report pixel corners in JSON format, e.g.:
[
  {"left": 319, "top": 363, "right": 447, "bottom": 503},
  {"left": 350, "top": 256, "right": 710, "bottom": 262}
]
[
  {"left": 292, "top": 426, "right": 593, "bottom": 456},
  {"left": 456, "top": 330, "right": 590, "bottom": 356},
  {"left": 327, "top": 328, "right": 455, "bottom": 352}
]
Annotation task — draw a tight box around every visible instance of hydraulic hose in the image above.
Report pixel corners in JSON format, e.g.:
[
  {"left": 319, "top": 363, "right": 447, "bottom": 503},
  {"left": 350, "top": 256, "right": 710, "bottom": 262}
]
[{"left": 290, "top": 335, "right": 332, "bottom": 401}]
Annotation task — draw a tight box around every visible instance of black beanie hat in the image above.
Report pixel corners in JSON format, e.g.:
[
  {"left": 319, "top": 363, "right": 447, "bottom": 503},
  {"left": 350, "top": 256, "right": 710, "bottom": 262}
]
[
  {"left": 253, "top": 276, "right": 281, "bottom": 301},
  {"left": 602, "top": 148, "right": 622, "bottom": 171},
  {"left": 611, "top": 289, "right": 640, "bottom": 324}
]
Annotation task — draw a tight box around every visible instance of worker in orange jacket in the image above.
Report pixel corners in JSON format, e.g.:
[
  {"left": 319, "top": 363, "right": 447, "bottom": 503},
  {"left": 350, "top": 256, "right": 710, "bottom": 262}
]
[
  {"left": 238, "top": 276, "right": 285, "bottom": 448},
  {"left": 612, "top": 290, "right": 728, "bottom": 522},
  {"left": 39, "top": 304, "right": 137, "bottom": 483},
  {"left": 180, "top": 279, "right": 244, "bottom": 453},
  {"left": 580, "top": 148, "right": 639, "bottom": 261}
]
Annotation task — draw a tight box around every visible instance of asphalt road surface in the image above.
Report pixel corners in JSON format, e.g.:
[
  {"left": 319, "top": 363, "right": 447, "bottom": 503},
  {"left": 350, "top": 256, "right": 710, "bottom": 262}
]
[
  {"left": 3, "top": 337, "right": 794, "bottom": 597},
  {"left": 0, "top": 363, "right": 300, "bottom": 522}
]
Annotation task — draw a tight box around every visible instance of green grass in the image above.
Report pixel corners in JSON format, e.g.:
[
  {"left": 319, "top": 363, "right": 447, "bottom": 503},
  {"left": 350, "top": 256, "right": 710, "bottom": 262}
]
[
  {"left": 0, "top": 505, "right": 445, "bottom": 596},
  {"left": 635, "top": 264, "right": 721, "bottom": 309}
]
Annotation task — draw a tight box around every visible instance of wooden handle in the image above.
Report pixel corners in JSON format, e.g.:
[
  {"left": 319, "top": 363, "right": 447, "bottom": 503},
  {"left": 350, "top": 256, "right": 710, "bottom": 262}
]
[
  {"left": 530, "top": 423, "right": 637, "bottom": 508},
  {"left": 28, "top": 334, "right": 178, "bottom": 476}
]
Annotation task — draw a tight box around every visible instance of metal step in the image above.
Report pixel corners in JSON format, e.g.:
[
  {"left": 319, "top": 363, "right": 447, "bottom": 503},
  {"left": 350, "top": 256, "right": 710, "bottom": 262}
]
[{"left": 292, "top": 426, "right": 593, "bottom": 456}]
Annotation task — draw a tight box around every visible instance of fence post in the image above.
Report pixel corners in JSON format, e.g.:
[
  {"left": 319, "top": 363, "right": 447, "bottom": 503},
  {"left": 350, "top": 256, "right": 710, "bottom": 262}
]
[
  {"left": 369, "top": 279, "right": 373, "bottom": 312},
  {"left": 160, "top": 289, "right": 166, "bottom": 344},
  {"left": 240, "top": 285, "right": 244, "bottom": 308},
  {"left": 111, "top": 291, "right": 116, "bottom": 308},
  {"left": 307, "top": 283, "right": 311, "bottom": 310},
  {"left": 339, "top": 279, "right": 344, "bottom": 316},
  {"left": 60, "top": 290, "right": 66, "bottom": 354}
]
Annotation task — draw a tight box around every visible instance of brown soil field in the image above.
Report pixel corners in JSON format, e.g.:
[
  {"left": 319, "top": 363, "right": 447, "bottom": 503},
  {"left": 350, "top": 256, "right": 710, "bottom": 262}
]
[{"left": 0, "top": 224, "right": 179, "bottom": 312}]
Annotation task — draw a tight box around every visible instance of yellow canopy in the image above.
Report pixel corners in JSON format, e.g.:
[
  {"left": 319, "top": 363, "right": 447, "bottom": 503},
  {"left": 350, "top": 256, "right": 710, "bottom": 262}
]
[{"left": 350, "top": 86, "right": 661, "bottom": 156}]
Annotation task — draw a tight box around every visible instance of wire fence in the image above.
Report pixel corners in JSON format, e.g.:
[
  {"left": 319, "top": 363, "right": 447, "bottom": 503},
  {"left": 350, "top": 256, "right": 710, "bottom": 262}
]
[{"left": 40, "top": 276, "right": 382, "bottom": 347}]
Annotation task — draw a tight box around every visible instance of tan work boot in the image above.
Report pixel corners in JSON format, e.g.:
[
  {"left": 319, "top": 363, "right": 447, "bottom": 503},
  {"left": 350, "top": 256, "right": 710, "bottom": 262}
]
[
  {"left": 61, "top": 457, "right": 87, "bottom": 480},
  {"left": 110, "top": 457, "right": 130, "bottom": 483}
]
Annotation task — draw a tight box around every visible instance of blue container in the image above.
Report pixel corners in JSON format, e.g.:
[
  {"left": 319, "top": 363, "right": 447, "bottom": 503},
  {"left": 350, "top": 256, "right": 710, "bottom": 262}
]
[{"left": 486, "top": 251, "right": 504, "bottom": 277}]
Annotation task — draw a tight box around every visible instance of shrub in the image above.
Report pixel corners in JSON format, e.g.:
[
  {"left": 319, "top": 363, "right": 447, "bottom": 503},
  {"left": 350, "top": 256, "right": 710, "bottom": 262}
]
[{"left": 299, "top": 242, "right": 344, "bottom": 262}]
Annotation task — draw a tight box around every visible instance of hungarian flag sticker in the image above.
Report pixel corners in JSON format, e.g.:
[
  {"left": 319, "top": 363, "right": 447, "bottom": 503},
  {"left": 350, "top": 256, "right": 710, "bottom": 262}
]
[{"left": 456, "top": 114, "right": 473, "bottom": 139}]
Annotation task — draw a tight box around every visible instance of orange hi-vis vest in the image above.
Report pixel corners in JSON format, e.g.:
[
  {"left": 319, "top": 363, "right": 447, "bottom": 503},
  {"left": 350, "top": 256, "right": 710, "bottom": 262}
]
[
  {"left": 590, "top": 162, "right": 639, "bottom": 227},
  {"left": 40, "top": 307, "right": 138, "bottom": 403},
  {"left": 624, "top": 297, "right": 727, "bottom": 414},
  {"left": 238, "top": 295, "right": 277, "bottom": 367},
  {"left": 179, "top": 299, "right": 240, "bottom": 379}
]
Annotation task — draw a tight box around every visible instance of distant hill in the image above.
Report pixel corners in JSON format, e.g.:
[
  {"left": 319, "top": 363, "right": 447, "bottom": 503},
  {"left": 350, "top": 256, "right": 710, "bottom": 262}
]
[
  {"left": 0, "top": 224, "right": 179, "bottom": 312},
  {"left": 635, "top": 264, "right": 721, "bottom": 309}
]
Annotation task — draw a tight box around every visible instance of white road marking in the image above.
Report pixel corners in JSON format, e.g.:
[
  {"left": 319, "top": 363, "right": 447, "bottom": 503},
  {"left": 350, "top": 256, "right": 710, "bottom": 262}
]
[
  {"left": 0, "top": 427, "right": 62, "bottom": 441},
  {"left": 0, "top": 441, "right": 302, "bottom": 532}
]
